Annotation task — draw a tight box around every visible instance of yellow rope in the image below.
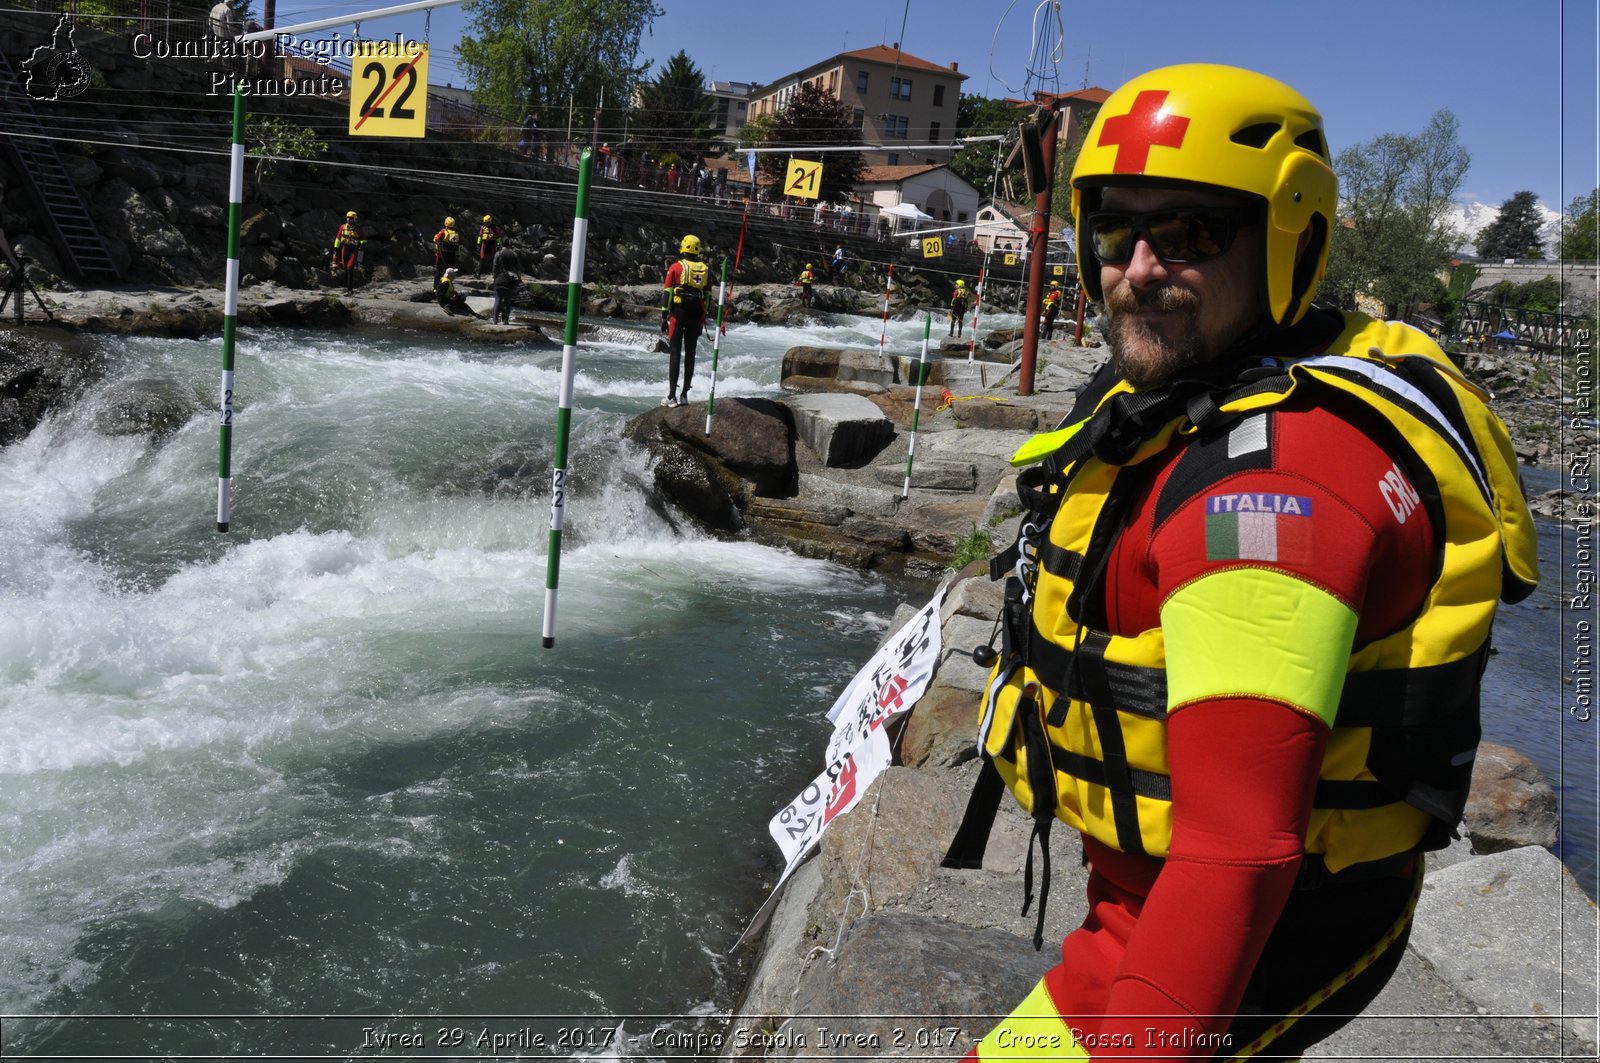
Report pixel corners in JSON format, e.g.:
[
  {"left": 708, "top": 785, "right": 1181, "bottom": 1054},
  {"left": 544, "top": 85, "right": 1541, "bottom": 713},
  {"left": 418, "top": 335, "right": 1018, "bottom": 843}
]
[
  {"left": 1224, "top": 863, "right": 1425, "bottom": 1061},
  {"left": 937, "top": 390, "right": 1011, "bottom": 411}
]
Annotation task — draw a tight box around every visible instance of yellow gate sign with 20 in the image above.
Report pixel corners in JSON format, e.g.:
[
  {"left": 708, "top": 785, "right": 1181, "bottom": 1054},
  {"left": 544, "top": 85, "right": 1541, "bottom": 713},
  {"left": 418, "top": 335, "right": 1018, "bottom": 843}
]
[{"left": 349, "top": 42, "right": 428, "bottom": 137}]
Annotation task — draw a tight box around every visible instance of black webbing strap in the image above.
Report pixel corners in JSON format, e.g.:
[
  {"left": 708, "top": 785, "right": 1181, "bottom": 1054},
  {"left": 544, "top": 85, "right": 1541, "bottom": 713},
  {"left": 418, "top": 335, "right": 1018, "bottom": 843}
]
[{"left": 942, "top": 757, "right": 1006, "bottom": 870}]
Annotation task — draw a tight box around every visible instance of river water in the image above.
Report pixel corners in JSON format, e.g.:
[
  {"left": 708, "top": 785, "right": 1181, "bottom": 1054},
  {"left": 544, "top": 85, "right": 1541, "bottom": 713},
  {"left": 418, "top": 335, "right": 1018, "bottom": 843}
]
[{"left": 0, "top": 311, "right": 1591, "bottom": 1059}]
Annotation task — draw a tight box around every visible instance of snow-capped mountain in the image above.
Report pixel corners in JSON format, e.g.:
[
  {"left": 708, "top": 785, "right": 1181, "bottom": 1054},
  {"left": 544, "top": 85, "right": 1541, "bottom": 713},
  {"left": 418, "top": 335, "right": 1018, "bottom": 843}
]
[{"left": 1443, "top": 200, "right": 1566, "bottom": 257}]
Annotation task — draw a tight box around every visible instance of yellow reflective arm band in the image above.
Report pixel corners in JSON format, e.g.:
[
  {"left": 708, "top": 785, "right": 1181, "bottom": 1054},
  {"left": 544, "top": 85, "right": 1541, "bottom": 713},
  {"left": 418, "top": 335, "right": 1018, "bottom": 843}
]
[
  {"left": 1161, "top": 568, "right": 1357, "bottom": 727},
  {"left": 975, "top": 978, "right": 1089, "bottom": 1061}
]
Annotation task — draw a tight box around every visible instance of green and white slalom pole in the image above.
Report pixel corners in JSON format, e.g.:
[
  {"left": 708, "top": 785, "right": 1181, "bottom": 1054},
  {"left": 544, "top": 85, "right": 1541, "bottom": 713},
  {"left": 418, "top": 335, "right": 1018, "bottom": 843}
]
[
  {"left": 704, "top": 205, "right": 747, "bottom": 435},
  {"left": 543, "top": 146, "right": 594, "bottom": 649},
  {"left": 703, "top": 254, "right": 729, "bottom": 434},
  {"left": 901, "top": 310, "right": 932, "bottom": 500},
  {"left": 216, "top": 80, "right": 245, "bottom": 533}
]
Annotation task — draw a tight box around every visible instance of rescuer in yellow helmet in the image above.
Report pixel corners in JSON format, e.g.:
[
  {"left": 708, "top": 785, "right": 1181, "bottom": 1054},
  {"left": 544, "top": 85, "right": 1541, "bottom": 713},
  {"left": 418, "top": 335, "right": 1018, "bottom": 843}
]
[
  {"left": 432, "top": 215, "right": 461, "bottom": 291},
  {"left": 960, "top": 63, "right": 1538, "bottom": 1062},
  {"left": 948, "top": 277, "right": 970, "bottom": 337},
  {"left": 796, "top": 261, "right": 815, "bottom": 308},
  {"left": 475, "top": 214, "right": 498, "bottom": 277},
  {"left": 1040, "top": 278, "right": 1063, "bottom": 339},
  {"left": 659, "top": 234, "right": 709, "bottom": 406}
]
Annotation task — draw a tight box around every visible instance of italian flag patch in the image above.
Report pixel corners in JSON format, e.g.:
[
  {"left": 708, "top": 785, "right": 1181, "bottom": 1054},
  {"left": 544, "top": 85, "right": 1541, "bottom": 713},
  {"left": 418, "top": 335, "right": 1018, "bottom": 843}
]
[{"left": 1205, "top": 492, "right": 1313, "bottom": 563}]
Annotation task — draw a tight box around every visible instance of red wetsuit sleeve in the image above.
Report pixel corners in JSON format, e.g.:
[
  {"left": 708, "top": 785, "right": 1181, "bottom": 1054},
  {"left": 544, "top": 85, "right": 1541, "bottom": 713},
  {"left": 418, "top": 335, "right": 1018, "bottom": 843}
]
[{"left": 1079, "top": 400, "right": 1437, "bottom": 1059}]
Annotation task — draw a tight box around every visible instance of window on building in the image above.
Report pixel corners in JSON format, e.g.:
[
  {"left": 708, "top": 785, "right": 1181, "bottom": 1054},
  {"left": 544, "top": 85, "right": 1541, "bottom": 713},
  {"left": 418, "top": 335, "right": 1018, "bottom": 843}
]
[
  {"left": 737, "top": 101, "right": 746, "bottom": 112},
  {"left": 958, "top": 211, "right": 968, "bottom": 222},
  {"left": 885, "top": 114, "right": 908, "bottom": 138},
  {"left": 929, "top": 121, "right": 940, "bottom": 143},
  {"left": 890, "top": 76, "right": 912, "bottom": 100},
  {"left": 886, "top": 152, "right": 899, "bottom": 165},
  {"left": 857, "top": 70, "right": 869, "bottom": 93},
  {"left": 933, "top": 84, "right": 945, "bottom": 107},
  {"left": 853, "top": 107, "right": 865, "bottom": 131}
]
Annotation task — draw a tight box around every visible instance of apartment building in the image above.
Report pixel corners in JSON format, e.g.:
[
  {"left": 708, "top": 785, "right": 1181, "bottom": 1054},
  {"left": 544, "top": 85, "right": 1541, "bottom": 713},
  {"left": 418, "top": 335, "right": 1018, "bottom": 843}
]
[
  {"left": 706, "top": 80, "right": 752, "bottom": 151},
  {"left": 747, "top": 44, "right": 967, "bottom": 166}
]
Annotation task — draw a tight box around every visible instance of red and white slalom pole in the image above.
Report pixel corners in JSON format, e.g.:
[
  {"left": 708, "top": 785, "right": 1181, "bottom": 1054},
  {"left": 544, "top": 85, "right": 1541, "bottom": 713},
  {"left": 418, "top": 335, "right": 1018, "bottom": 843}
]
[{"left": 877, "top": 263, "right": 895, "bottom": 362}]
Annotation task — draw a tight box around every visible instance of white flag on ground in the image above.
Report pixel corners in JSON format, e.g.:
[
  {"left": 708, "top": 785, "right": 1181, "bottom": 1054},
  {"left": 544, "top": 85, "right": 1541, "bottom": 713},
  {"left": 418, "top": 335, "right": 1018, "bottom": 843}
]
[
  {"left": 823, "top": 585, "right": 945, "bottom": 764},
  {"left": 734, "top": 722, "right": 893, "bottom": 950},
  {"left": 733, "top": 585, "right": 949, "bottom": 950}
]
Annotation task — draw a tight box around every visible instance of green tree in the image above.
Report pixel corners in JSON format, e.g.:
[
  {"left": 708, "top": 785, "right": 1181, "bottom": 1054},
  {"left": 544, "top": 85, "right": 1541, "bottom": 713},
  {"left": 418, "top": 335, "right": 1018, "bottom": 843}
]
[
  {"left": 245, "top": 114, "right": 326, "bottom": 179},
  {"left": 1322, "top": 109, "right": 1470, "bottom": 321},
  {"left": 1475, "top": 190, "right": 1546, "bottom": 260},
  {"left": 754, "top": 82, "right": 864, "bottom": 203},
  {"left": 948, "top": 95, "right": 1022, "bottom": 192},
  {"left": 457, "top": 0, "right": 661, "bottom": 131},
  {"left": 632, "top": 50, "right": 719, "bottom": 166},
  {"left": 1557, "top": 188, "right": 1599, "bottom": 260}
]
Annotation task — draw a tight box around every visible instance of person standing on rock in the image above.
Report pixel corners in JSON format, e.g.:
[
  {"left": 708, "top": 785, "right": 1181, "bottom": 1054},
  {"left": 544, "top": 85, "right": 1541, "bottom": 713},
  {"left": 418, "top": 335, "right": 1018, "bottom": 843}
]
[
  {"left": 475, "top": 214, "right": 498, "bottom": 277},
  {"left": 660, "top": 234, "right": 710, "bottom": 407},
  {"left": 490, "top": 246, "right": 520, "bottom": 325},
  {"left": 796, "top": 262, "right": 816, "bottom": 308},
  {"left": 948, "top": 278, "right": 970, "bottom": 336},
  {"left": 433, "top": 216, "right": 461, "bottom": 292},
  {"left": 955, "top": 63, "right": 1539, "bottom": 1062},
  {"left": 1040, "top": 278, "right": 1063, "bottom": 339},
  {"left": 331, "top": 211, "right": 364, "bottom": 293}
]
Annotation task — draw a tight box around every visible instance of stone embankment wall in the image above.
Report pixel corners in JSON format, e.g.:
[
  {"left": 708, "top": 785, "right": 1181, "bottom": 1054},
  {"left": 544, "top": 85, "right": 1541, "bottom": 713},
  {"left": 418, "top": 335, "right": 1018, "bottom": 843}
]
[{"left": 0, "top": 13, "right": 989, "bottom": 299}]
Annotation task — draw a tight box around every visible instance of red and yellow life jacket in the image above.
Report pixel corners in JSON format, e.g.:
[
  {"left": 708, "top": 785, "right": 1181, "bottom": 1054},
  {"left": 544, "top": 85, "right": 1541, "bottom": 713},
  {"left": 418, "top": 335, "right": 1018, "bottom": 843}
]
[{"left": 978, "top": 313, "right": 1538, "bottom": 872}]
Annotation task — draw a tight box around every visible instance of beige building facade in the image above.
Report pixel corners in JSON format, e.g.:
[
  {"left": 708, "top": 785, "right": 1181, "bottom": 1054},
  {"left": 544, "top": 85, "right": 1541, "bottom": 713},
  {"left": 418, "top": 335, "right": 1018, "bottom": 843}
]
[{"left": 748, "top": 44, "right": 967, "bottom": 166}]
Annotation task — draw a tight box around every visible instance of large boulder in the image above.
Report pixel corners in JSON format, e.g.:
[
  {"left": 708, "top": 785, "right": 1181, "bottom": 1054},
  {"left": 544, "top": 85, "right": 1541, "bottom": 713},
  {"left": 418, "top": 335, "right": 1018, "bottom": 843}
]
[
  {"left": 1463, "top": 741, "right": 1559, "bottom": 852},
  {"left": 624, "top": 397, "right": 796, "bottom": 534},
  {"left": 788, "top": 392, "right": 895, "bottom": 467}
]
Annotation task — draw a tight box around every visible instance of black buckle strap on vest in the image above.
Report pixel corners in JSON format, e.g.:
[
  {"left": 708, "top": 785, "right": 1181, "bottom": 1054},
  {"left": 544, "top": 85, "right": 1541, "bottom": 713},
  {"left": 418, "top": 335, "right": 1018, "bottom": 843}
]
[
  {"left": 1021, "top": 814, "right": 1053, "bottom": 951},
  {"left": 1016, "top": 684, "right": 1058, "bottom": 950}
]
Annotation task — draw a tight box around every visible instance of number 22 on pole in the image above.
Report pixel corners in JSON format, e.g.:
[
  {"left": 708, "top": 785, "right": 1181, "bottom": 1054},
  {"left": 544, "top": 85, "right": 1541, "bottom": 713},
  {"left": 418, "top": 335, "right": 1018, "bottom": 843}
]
[{"left": 348, "top": 41, "right": 429, "bottom": 137}]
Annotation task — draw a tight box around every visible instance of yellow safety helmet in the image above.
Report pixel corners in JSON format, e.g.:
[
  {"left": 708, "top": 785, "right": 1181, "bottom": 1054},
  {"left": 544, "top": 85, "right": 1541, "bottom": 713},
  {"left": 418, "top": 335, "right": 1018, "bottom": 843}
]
[
  {"left": 805, "top": 263, "right": 812, "bottom": 269},
  {"left": 956, "top": 279, "right": 966, "bottom": 287},
  {"left": 444, "top": 216, "right": 456, "bottom": 228},
  {"left": 483, "top": 214, "right": 492, "bottom": 222},
  {"left": 1070, "top": 63, "right": 1336, "bottom": 327},
  {"left": 346, "top": 210, "right": 358, "bottom": 218},
  {"left": 1050, "top": 279, "right": 1060, "bottom": 287},
  {"left": 681, "top": 234, "right": 702, "bottom": 255}
]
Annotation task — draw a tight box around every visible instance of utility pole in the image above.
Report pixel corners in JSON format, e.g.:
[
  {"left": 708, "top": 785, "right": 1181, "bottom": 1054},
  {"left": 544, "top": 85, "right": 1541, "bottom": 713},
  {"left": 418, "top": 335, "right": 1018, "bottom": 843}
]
[{"left": 1018, "top": 104, "right": 1060, "bottom": 397}]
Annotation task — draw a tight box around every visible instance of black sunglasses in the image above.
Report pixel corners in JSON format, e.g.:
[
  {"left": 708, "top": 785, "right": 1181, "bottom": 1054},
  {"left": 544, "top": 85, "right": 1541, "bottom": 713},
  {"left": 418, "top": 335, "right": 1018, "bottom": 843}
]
[{"left": 1085, "top": 206, "right": 1256, "bottom": 265}]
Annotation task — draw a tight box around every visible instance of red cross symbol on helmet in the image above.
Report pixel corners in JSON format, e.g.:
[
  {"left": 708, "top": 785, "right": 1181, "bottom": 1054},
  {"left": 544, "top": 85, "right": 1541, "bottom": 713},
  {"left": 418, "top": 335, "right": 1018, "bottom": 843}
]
[{"left": 1098, "top": 89, "right": 1191, "bottom": 173}]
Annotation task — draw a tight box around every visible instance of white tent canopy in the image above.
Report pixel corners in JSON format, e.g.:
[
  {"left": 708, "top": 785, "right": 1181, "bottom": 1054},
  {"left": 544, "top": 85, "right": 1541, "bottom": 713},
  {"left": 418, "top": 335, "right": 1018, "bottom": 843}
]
[
  {"left": 876, "top": 202, "right": 934, "bottom": 220},
  {"left": 880, "top": 201, "right": 934, "bottom": 221}
]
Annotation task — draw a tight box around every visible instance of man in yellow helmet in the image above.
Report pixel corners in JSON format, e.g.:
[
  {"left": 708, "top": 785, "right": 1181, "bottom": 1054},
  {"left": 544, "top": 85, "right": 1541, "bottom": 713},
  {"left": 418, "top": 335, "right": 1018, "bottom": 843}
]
[
  {"left": 433, "top": 215, "right": 460, "bottom": 292},
  {"left": 796, "top": 262, "right": 816, "bottom": 308},
  {"left": 948, "top": 278, "right": 970, "bottom": 336},
  {"left": 959, "top": 64, "right": 1537, "bottom": 1061},
  {"left": 330, "top": 210, "right": 364, "bottom": 294},
  {"left": 1040, "top": 279, "right": 1064, "bottom": 339},
  {"left": 475, "top": 214, "right": 498, "bottom": 277},
  {"left": 659, "top": 234, "right": 710, "bottom": 406}
]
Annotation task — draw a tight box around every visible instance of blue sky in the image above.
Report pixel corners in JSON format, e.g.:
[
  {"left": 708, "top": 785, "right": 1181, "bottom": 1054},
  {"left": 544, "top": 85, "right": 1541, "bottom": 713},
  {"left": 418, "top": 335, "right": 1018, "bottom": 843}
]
[{"left": 276, "top": 0, "right": 1597, "bottom": 213}]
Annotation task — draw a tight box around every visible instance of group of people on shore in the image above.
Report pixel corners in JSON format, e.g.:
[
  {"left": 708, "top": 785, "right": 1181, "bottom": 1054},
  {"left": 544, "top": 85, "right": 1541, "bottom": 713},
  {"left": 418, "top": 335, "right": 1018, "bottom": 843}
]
[{"left": 325, "top": 211, "right": 525, "bottom": 324}]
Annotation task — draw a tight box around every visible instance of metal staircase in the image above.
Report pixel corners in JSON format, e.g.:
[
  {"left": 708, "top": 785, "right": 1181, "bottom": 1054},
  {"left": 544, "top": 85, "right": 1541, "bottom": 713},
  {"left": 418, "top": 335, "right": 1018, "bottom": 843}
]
[{"left": 0, "top": 48, "right": 121, "bottom": 283}]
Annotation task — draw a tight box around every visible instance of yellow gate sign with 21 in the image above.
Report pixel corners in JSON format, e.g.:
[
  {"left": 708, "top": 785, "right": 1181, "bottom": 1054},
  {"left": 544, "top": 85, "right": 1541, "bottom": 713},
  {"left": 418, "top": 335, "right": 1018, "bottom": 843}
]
[
  {"left": 785, "top": 158, "right": 822, "bottom": 200},
  {"left": 349, "top": 42, "right": 428, "bottom": 137}
]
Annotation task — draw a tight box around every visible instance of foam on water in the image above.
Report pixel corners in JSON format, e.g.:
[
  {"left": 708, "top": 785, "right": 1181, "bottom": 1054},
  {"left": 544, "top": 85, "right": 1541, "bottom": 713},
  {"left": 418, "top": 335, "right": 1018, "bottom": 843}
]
[{"left": 0, "top": 322, "right": 918, "bottom": 1034}]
